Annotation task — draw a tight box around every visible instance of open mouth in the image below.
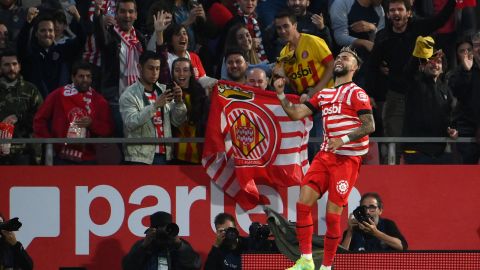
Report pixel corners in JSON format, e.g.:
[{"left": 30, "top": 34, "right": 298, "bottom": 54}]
[{"left": 177, "top": 77, "right": 187, "bottom": 84}]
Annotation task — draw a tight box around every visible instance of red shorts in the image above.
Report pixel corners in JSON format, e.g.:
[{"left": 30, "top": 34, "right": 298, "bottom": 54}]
[{"left": 302, "top": 151, "right": 362, "bottom": 207}]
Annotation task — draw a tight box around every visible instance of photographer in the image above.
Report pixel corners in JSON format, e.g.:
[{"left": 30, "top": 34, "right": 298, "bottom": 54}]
[
  {"left": 122, "top": 211, "right": 201, "bottom": 270},
  {"left": 204, "top": 213, "right": 247, "bottom": 270},
  {"left": 341, "top": 193, "right": 408, "bottom": 251},
  {"left": 0, "top": 214, "right": 33, "bottom": 270}
]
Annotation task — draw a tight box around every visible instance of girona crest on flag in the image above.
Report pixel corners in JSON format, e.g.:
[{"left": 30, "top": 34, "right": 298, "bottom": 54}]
[
  {"left": 232, "top": 113, "right": 265, "bottom": 156},
  {"left": 225, "top": 101, "right": 278, "bottom": 167}
]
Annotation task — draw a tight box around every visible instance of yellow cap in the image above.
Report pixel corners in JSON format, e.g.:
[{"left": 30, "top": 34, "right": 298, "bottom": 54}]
[{"left": 412, "top": 36, "right": 435, "bottom": 59}]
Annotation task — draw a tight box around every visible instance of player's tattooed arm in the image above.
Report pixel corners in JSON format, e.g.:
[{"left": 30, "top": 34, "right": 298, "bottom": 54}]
[
  {"left": 278, "top": 98, "right": 313, "bottom": 120},
  {"left": 347, "top": 113, "right": 375, "bottom": 142}
]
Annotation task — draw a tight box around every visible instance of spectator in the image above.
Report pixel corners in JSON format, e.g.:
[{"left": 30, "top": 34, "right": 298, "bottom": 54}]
[
  {"left": 0, "top": 20, "right": 13, "bottom": 55},
  {"left": 448, "top": 32, "right": 480, "bottom": 164},
  {"left": 218, "top": 0, "right": 269, "bottom": 64},
  {"left": 52, "top": 9, "right": 76, "bottom": 44},
  {"left": 224, "top": 49, "right": 248, "bottom": 84},
  {"left": 264, "top": 0, "right": 333, "bottom": 63},
  {"left": 329, "top": 0, "right": 384, "bottom": 86},
  {"left": 0, "top": 50, "right": 43, "bottom": 165},
  {"left": 155, "top": 23, "right": 217, "bottom": 91},
  {"left": 220, "top": 23, "right": 272, "bottom": 80},
  {"left": 171, "top": 57, "right": 209, "bottom": 164},
  {"left": 119, "top": 51, "right": 187, "bottom": 165},
  {"left": 165, "top": 0, "right": 213, "bottom": 52},
  {"left": 246, "top": 67, "right": 268, "bottom": 89},
  {"left": 0, "top": 0, "right": 27, "bottom": 41},
  {"left": 122, "top": 211, "right": 202, "bottom": 270},
  {"left": 275, "top": 10, "right": 333, "bottom": 102},
  {"left": 0, "top": 214, "right": 33, "bottom": 270},
  {"left": 330, "top": 0, "right": 384, "bottom": 53},
  {"left": 402, "top": 36, "right": 457, "bottom": 164},
  {"left": 17, "top": 6, "right": 86, "bottom": 98},
  {"left": 33, "top": 61, "right": 114, "bottom": 165},
  {"left": 93, "top": 0, "right": 146, "bottom": 137},
  {"left": 275, "top": 10, "right": 334, "bottom": 161},
  {"left": 78, "top": 0, "right": 116, "bottom": 91},
  {"left": 366, "top": 0, "right": 455, "bottom": 163},
  {"left": 341, "top": 192, "right": 408, "bottom": 251},
  {"left": 204, "top": 213, "right": 247, "bottom": 270}
]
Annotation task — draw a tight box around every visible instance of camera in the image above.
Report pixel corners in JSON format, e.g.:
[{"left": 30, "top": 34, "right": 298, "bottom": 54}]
[
  {"left": 0, "top": 217, "right": 22, "bottom": 232},
  {"left": 224, "top": 227, "right": 240, "bottom": 241},
  {"left": 155, "top": 222, "right": 179, "bottom": 240},
  {"left": 249, "top": 222, "right": 270, "bottom": 241},
  {"left": 353, "top": 206, "right": 372, "bottom": 224}
]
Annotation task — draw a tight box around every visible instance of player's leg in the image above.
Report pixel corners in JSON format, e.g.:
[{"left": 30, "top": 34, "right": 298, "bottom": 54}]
[
  {"left": 321, "top": 201, "right": 343, "bottom": 270},
  {"left": 287, "top": 185, "right": 320, "bottom": 270},
  {"left": 287, "top": 154, "right": 328, "bottom": 270},
  {"left": 321, "top": 155, "right": 362, "bottom": 270}
]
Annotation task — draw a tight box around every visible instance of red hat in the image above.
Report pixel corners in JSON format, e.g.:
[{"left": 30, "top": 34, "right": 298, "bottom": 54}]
[{"left": 208, "top": 3, "right": 233, "bottom": 29}]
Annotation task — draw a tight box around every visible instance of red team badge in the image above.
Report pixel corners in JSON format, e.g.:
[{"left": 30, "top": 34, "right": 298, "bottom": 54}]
[
  {"left": 357, "top": 91, "right": 369, "bottom": 102},
  {"left": 225, "top": 102, "right": 279, "bottom": 167}
]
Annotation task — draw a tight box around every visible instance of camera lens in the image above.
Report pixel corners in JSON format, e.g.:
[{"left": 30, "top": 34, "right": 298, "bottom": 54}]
[{"left": 224, "top": 227, "right": 239, "bottom": 241}]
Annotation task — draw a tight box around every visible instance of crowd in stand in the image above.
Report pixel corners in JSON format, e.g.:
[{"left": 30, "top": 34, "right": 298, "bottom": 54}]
[{"left": 0, "top": 0, "right": 479, "bottom": 165}]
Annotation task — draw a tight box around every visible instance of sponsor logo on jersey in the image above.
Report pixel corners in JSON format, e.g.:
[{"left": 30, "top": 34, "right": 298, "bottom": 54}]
[
  {"left": 322, "top": 104, "right": 341, "bottom": 116},
  {"left": 288, "top": 67, "right": 313, "bottom": 80}
]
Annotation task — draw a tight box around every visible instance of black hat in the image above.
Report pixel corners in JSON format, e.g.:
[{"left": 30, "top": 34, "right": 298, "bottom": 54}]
[{"left": 150, "top": 211, "right": 172, "bottom": 228}]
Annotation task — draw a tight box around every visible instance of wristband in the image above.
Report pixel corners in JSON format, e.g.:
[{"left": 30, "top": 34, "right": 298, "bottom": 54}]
[
  {"left": 340, "top": 135, "right": 350, "bottom": 144},
  {"left": 277, "top": 93, "right": 286, "bottom": 100}
]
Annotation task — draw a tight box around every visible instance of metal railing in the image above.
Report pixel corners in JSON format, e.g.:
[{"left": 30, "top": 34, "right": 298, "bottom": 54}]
[{"left": 0, "top": 137, "right": 475, "bottom": 165}]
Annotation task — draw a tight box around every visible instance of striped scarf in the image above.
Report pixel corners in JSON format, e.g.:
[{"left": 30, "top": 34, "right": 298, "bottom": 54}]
[
  {"left": 114, "top": 25, "right": 143, "bottom": 86},
  {"left": 236, "top": 5, "right": 268, "bottom": 62},
  {"left": 83, "top": 0, "right": 113, "bottom": 66}
]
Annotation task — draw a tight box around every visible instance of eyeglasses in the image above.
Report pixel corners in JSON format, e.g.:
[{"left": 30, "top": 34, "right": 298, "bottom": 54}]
[
  {"left": 458, "top": 48, "right": 473, "bottom": 54},
  {"left": 364, "top": 205, "right": 379, "bottom": 210}
]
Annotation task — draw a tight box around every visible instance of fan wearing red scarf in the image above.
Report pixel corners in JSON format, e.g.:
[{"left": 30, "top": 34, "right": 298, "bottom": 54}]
[
  {"left": 93, "top": 0, "right": 146, "bottom": 137},
  {"left": 33, "top": 62, "right": 114, "bottom": 164}
]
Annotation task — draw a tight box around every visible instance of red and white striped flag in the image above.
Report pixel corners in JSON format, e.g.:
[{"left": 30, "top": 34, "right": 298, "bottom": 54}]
[{"left": 202, "top": 81, "right": 312, "bottom": 210}]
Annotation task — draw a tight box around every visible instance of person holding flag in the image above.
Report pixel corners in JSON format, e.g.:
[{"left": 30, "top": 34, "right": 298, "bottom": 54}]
[{"left": 273, "top": 46, "right": 375, "bottom": 270}]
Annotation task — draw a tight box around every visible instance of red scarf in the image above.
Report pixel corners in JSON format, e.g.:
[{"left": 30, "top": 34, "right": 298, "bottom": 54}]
[
  {"left": 59, "top": 84, "right": 94, "bottom": 161},
  {"left": 114, "top": 25, "right": 143, "bottom": 86}
]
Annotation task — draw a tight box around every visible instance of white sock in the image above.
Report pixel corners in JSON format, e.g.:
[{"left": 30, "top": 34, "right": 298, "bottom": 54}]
[
  {"left": 301, "top": 254, "right": 312, "bottom": 260},
  {"left": 320, "top": 265, "right": 332, "bottom": 270}
]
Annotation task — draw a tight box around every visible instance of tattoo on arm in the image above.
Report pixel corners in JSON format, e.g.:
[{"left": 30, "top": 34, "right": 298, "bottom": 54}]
[
  {"left": 279, "top": 98, "right": 312, "bottom": 120},
  {"left": 347, "top": 113, "right": 375, "bottom": 142}
]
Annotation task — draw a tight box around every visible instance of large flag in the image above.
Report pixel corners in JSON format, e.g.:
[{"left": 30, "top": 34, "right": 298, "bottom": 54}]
[{"left": 202, "top": 81, "right": 312, "bottom": 210}]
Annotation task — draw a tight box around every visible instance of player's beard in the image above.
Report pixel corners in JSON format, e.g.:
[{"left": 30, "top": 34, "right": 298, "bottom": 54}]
[{"left": 333, "top": 66, "right": 349, "bottom": 77}]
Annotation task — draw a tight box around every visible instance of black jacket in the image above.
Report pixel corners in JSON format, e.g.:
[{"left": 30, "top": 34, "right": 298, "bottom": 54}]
[
  {"left": 402, "top": 58, "right": 454, "bottom": 156},
  {"left": 343, "top": 218, "right": 408, "bottom": 251},
  {"left": 204, "top": 237, "right": 248, "bottom": 270},
  {"left": 448, "top": 63, "right": 480, "bottom": 136},
  {"left": 122, "top": 238, "right": 201, "bottom": 270},
  {"left": 0, "top": 240, "right": 33, "bottom": 270},
  {"left": 17, "top": 19, "right": 86, "bottom": 98},
  {"left": 93, "top": 14, "right": 147, "bottom": 103},
  {"left": 365, "top": 0, "right": 455, "bottom": 100}
]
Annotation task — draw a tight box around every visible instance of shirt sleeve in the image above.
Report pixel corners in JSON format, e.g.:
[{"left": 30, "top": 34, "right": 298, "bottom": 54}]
[{"left": 351, "top": 88, "right": 372, "bottom": 114}]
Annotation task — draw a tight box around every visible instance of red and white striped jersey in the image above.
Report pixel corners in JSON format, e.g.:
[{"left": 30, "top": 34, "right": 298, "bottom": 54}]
[{"left": 307, "top": 81, "right": 372, "bottom": 156}]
